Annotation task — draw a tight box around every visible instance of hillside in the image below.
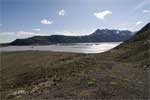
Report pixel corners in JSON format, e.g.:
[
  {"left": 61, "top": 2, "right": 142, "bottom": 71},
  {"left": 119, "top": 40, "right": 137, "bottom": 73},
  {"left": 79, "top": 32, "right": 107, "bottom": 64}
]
[
  {"left": 9, "top": 29, "right": 133, "bottom": 45},
  {"left": 1, "top": 23, "right": 149, "bottom": 100},
  {"left": 109, "top": 23, "right": 150, "bottom": 63}
]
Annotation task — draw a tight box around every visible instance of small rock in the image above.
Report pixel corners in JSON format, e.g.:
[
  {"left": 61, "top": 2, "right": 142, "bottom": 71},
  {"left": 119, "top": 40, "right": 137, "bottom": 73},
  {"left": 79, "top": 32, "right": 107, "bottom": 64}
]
[
  {"left": 5, "top": 89, "right": 26, "bottom": 99},
  {"left": 30, "top": 86, "right": 39, "bottom": 94},
  {"left": 13, "top": 90, "right": 26, "bottom": 96},
  {"left": 110, "top": 82, "right": 118, "bottom": 85}
]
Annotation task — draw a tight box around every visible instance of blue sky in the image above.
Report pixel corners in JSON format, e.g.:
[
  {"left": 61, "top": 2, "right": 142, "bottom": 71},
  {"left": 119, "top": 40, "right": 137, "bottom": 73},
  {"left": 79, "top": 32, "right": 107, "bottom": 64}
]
[{"left": 0, "top": 0, "right": 150, "bottom": 43}]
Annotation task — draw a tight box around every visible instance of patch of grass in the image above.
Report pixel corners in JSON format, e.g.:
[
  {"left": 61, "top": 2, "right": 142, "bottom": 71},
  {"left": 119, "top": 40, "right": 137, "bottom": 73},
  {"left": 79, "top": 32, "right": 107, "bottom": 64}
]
[
  {"left": 87, "top": 78, "right": 97, "bottom": 86},
  {"left": 79, "top": 90, "right": 91, "bottom": 97}
]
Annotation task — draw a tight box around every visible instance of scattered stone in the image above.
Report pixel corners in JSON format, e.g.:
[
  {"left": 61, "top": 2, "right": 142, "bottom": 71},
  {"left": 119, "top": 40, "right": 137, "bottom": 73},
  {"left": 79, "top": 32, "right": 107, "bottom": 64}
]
[
  {"left": 137, "top": 81, "right": 143, "bottom": 84},
  {"left": 30, "top": 81, "right": 55, "bottom": 94},
  {"left": 10, "top": 85, "right": 14, "bottom": 88},
  {"left": 30, "top": 86, "right": 39, "bottom": 94},
  {"left": 38, "top": 81, "right": 55, "bottom": 88},
  {"left": 80, "top": 90, "right": 90, "bottom": 97},
  {"left": 12, "top": 90, "right": 26, "bottom": 97},
  {"left": 110, "top": 82, "right": 118, "bottom": 85},
  {"left": 5, "top": 89, "right": 26, "bottom": 99}
]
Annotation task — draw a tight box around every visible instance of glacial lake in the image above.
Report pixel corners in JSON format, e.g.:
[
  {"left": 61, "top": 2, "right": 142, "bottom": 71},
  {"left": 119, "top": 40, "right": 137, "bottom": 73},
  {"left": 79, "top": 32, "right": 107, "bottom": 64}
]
[{"left": 0, "top": 42, "right": 122, "bottom": 53}]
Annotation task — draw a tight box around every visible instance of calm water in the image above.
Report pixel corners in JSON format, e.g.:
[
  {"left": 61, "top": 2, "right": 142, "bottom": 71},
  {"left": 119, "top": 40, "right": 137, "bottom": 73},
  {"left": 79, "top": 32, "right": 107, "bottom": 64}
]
[{"left": 0, "top": 42, "right": 122, "bottom": 53}]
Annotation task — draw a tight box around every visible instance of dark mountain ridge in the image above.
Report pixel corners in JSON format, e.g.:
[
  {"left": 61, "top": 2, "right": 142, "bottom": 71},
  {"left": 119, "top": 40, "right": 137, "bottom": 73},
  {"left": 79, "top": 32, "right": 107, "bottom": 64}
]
[{"left": 9, "top": 29, "right": 133, "bottom": 45}]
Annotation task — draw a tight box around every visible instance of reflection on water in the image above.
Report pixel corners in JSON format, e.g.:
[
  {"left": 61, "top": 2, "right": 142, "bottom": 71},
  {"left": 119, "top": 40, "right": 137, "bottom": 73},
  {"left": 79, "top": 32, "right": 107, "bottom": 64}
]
[{"left": 0, "top": 42, "right": 122, "bottom": 53}]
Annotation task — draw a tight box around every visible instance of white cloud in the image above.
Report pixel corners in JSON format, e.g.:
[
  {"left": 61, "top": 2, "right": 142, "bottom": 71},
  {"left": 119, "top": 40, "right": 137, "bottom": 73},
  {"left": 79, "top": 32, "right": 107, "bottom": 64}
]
[
  {"left": 0, "top": 32, "right": 15, "bottom": 36},
  {"left": 32, "top": 28, "right": 40, "bottom": 31},
  {"left": 0, "top": 31, "right": 37, "bottom": 43},
  {"left": 49, "top": 29, "right": 94, "bottom": 36},
  {"left": 94, "top": 10, "right": 112, "bottom": 20},
  {"left": 143, "top": 10, "right": 150, "bottom": 13},
  {"left": 58, "top": 9, "right": 65, "bottom": 16},
  {"left": 41, "top": 19, "right": 53, "bottom": 25},
  {"left": 0, "top": 31, "right": 56, "bottom": 43},
  {"left": 136, "top": 21, "right": 143, "bottom": 26},
  {"left": 49, "top": 31, "right": 77, "bottom": 36},
  {"left": 0, "top": 32, "right": 16, "bottom": 43},
  {"left": 0, "top": 31, "right": 49, "bottom": 37},
  {"left": 15, "top": 31, "right": 36, "bottom": 38}
]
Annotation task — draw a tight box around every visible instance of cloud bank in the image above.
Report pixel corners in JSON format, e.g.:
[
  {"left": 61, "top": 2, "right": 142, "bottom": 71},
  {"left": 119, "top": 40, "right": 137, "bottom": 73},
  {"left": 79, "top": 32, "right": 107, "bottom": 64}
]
[
  {"left": 136, "top": 21, "right": 143, "bottom": 26},
  {"left": 32, "top": 28, "right": 41, "bottom": 31},
  {"left": 41, "top": 19, "right": 53, "bottom": 25},
  {"left": 143, "top": 10, "right": 150, "bottom": 13}
]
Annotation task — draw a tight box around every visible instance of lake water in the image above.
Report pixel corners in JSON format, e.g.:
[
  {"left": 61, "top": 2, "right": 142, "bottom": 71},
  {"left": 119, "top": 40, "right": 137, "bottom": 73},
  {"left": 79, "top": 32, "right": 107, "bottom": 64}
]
[{"left": 0, "top": 42, "right": 122, "bottom": 53}]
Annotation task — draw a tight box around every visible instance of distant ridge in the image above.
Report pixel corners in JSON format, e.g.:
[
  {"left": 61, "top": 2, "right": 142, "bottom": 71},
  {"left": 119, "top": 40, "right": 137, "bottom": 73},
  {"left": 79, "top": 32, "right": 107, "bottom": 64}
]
[
  {"left": 111, "top": 22, "right": 150, "bottom": 63},
  {"left": 9, "top": 29, "right": 133, "bottom": 45}
]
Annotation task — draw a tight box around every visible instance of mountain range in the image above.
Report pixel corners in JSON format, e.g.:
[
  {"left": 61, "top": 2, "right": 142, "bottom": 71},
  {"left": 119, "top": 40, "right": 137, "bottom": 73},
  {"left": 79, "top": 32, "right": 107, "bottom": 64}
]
[{"left": 9, "top": 29, "right": 133, "bottom": 45}]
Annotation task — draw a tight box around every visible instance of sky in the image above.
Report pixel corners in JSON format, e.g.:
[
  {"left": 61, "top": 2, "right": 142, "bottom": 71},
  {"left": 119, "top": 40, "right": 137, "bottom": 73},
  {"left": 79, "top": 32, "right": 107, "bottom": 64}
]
[{"left": 0, "top": 0, "right": 150, "bottom": 43}]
